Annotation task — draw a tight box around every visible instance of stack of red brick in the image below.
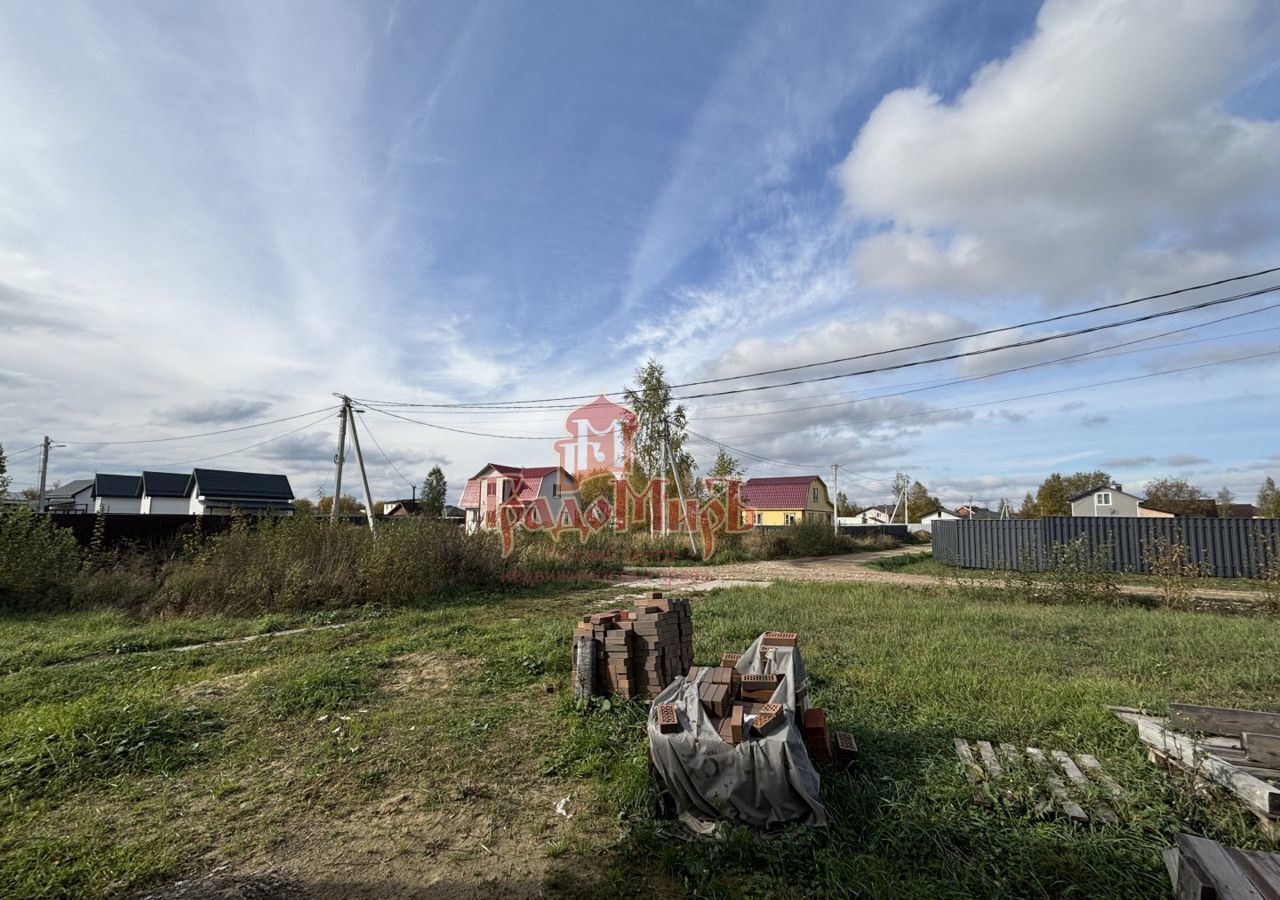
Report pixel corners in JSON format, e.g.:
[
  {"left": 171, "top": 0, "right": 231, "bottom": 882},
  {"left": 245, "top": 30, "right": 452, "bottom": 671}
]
[
  {"left": 657, "top": 631, "right": 857, "bottom": 762},
  {"left": 572, "top": 592, "right": 694, "bottom": 701}
]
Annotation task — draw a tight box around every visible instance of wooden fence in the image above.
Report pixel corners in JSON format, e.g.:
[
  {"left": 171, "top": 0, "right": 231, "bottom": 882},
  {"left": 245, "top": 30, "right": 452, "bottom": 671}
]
[{"left": 932, "top": 516, "right": 1280, "bottom": 578}]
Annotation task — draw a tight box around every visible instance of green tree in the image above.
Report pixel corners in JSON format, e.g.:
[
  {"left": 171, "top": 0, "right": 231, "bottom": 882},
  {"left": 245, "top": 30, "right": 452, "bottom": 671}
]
[
  {"left": 1257, "top": 476, "right": 1280, "bottom": 518},
  {"left": 1215, "top": 486, "right": 1234, "bottom": 519},
  {"left": 835, "top": 491, "right": 857, "bottom": 516},
  {"left": 421, "top": 465, "right": 447, "bottom": 517},
  {"left": 705, "top": 448, "right": 743, "bottom": 502},
  {"left": 0, "top": 443, "right": 9, "bottom": 496},
  {"left": 1035, "top": 471, "right": 1111, "bottom": 516},
  {"left": 1143, "top": 476, "right": 1205, "bottom": 516},
  {"left": 904, "top": 481, "right": 940, "bottom": 522},
  {"left": 623, "top": 359, "right": 695, "bottom": 493},
  {"left": 576, "top": 468, "right": 616, "bottom": 509},
  {"left": 1017, "top": 491, "right": 1038, "bottom": 519},
  {"left": 317, "top": 495, "right": 364, "bottom": 516},
  {"left": 293, "top": 497, "right": 315, "bottom": 515}
]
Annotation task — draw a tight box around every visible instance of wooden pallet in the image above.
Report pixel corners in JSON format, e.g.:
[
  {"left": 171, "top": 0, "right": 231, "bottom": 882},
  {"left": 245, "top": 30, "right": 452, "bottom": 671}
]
[
  {"left": 953, "top": 738, "right": 1121, "bottom": 824},
  {"left": 1111, "top": 706, "right": 1280, "bottom": 837},
  {"left": 1164, "top": 833, "right": 1280, "bottom": 899}
]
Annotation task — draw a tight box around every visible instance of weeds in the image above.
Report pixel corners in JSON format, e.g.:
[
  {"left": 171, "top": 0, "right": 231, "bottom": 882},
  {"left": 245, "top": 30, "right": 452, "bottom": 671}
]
[
  {"left": 1003, "top": 537, "right": 1121, "bottom": 606},
  {"left": 1142, "top": 531, "right": 1212, "bottom": 610}
]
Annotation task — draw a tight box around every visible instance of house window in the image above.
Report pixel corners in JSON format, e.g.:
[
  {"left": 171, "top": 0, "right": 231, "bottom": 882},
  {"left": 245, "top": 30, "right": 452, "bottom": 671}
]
[
  {"left": 812, "top": 487, "right": 818, "bottom": 501},
  {"left": 1096, "top": 492, "right": 1112, "bottom": 506},
  {"left": 551, "top": 484, "right": 559, "bottom": 498},
  {"left": 754, "top": 513, "right": 762, "bottom": 525},
  {"left": 784, "top": 513, "right": 796, "bottom": 525},
  {"left": 487, "top": 482, "right": 496, "bottom": 496}
]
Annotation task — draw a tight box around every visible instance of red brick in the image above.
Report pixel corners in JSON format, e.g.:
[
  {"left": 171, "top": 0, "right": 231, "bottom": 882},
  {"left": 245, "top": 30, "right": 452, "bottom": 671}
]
[{"left": 762, "top": 631, "right": 798, "bottom": 647}]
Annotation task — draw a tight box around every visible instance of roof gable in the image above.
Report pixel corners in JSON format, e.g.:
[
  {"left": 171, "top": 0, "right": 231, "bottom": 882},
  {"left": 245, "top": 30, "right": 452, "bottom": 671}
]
[
  {"left": 191, "top": 468, "right": 293, "bottom": 501},
  {"left": 46, "top": 478, "right": 95, "bottom": 500},
  {"left": 141, "top": 471, "right": 191, "bottom": 498},
  {"left": 94, "top": 474, "right": 142, "bottom": 497},
  {"left": 741, "top": 476, "right": 824, "bottom": 510}
]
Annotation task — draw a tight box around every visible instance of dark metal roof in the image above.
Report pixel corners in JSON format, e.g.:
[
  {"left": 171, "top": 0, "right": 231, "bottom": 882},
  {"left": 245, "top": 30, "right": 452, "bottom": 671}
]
[
  {"left": 46, "top": 478, "right": 95, "bottom": 499},
  {"left": 94, "top": 474, "right": 142, "bottom": 497},
  {"left": 141, "top": 471, "right": 191, "bottom": 498},
  {"left": 191, "top": 468, "right": 293, "bottom": 501}
]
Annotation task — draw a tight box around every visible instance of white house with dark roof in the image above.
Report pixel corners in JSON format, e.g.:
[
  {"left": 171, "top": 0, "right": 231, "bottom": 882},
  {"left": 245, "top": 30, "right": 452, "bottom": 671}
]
[
  {"left": 42, "top": 478, "right": 95, "bottom": 513},
  {"left": 187, "top": 468, "right": 294, "bottom": 515},
  {"left": 140, "top": 471, "right": 193, "bottom": 514},
  {"left": 93, "top": 474, "right": 142, "bottom": 514}
]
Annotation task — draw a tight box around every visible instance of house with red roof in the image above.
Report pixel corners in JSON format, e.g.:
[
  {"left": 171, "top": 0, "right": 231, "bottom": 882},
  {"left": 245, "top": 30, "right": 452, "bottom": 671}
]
[
  {"left": 739, "top": 475, "right": 834, "bottom": 527},
  {"left": 459, "top": 463, "right": 578, "bottom": 533}
]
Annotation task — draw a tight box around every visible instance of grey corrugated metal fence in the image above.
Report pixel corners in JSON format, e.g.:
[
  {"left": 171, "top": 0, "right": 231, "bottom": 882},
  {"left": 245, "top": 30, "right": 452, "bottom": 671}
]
[{"left": 932, "top": 516, "right": 1280, "bottom": 578}]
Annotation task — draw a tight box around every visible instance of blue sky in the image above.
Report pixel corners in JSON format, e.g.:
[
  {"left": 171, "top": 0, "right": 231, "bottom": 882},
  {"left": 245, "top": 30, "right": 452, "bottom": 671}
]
[{"left": 2, "top": 0, "right": 1279, "bottom": 509}]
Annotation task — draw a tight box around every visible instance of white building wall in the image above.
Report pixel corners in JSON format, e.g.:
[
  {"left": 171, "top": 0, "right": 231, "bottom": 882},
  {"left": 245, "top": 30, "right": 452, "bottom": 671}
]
[
  {"left": 94, "top": 495, "right": 141, "bottom": 514},
  {"left": 146, "top": 496, "right": 191, "bottom": 515}
]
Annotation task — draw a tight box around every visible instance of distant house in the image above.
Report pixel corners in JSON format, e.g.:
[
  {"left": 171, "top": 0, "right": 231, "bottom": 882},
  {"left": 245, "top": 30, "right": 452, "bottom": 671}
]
[
  {"left": 956, "top": 506, "right": 1000, "bottom": 520},
  {"left": 43, "top": 478, "right": 95, "bottom": 513},
  {"left": 140, "top": 471, "right": 192, "bottom": 515},
  {"left": 848, "top": 505, "right": 893, "bottom": 525},
  {"left": 919, "top": 508, "right": 961, "bottom": 526},
  {"left": 459, "top": 464, "right": 577, "bottom": 533},
  {"left": 1069, "top": 485, "right": 1171, "bottom": 518},
  {"left": 380, "top": 499, "right": 466, "bottom": 520},
  {"left": 740, "top": 476, "right": 833, "bottom": 526},
  {"left": 187, "top": 468, "right": 294, "bottom": 516},
  {"left": 1, "top": 491, "right": 33, "bottom": 510},
  {"left": 93, "top": 474, "right": 142, "bottom": 514}
]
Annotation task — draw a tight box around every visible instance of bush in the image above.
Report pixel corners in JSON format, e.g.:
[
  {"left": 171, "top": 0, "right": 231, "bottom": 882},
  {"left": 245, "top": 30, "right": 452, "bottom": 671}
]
[
  {"left": 1141, "top": 531, "right": 1210, "bottom": 610},
  {"left": 1003, "top": 536, "right": 1120, "bottom": 606},
  {"left": 0, "top": 508, "right": 83, "bottom": 610}
]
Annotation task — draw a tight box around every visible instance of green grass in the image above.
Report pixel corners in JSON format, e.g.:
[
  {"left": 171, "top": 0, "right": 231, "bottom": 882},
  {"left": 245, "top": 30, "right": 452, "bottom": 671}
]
[
  {"left": 2, "top": 581, "right": 1279, "bottom": 898},
  {"left": 870, "top": 551, "right": 1273, "bottom": 593}
]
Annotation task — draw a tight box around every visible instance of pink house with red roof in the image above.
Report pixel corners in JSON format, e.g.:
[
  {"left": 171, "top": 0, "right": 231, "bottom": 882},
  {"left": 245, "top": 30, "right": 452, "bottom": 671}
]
[
  {"left": 739, "top": 475, "right": 833, "bottom": 527},
  {"left": 459, "top": 463, "right": 578, "bottom": 533}
]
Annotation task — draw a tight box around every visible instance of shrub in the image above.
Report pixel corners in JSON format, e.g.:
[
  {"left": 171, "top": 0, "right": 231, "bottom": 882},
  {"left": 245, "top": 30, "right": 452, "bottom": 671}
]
[
  {"left": 0, "top": 508, "right": 83, "bottom": 610},
  {"left": 1141, "top": 531, "right": 1210, "bottom": 610},
  {"left": 1003, "top": 536, "right": 1120, "bottom": 606}
]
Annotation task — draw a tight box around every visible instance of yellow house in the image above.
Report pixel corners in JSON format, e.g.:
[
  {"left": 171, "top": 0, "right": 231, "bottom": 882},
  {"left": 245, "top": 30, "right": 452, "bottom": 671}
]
[{"left": 740, "top": 475, "right": 834, "bottom": 526}]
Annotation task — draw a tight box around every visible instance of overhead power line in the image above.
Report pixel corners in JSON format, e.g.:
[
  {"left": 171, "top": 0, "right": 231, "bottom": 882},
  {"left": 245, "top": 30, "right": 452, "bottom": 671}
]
[
  {"left": 59, "top": 406, "right": 340, "bottom": 446},
  {"left": 352, "top": 266, "right": 1280, "bottom": 408},
  {"left": 355, "top": 411, "right": 417, "bottom": 490},
  {"left": 693, "top": 303, "right": 1280, "bottom": 423},
  {"left": 361, "top": 404, "right": 561, "bottom": 440},
  {"left": 693, "top": 346, "right": 1280, "bottom": 444}
]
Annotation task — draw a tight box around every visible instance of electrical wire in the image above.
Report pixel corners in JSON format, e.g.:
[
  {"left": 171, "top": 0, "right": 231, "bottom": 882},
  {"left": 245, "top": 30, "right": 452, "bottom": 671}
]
[
  {"left": 353, "top": 268, "right": 1280, "bottom": 408},
  {"left": 693, "top": 308, "right": 1280, "bottom": 423},
  {"left": 361, "top": 404, "right": 562, "bottom": 440},
  {"left": 353, "top": 411, "right": 416, "bottom": 490},
  {"left": 59, "top": 406, "right": 340, "bottom": 446},
  {"left": 692, "top": 347, "right": 1280, "bottom": 443}
]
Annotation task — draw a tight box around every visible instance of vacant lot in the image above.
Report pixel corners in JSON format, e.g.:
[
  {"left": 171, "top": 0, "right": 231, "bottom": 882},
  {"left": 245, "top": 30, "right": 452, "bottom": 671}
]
[{"left": 3, "top": 578, "right": 1279, "bottom": 899}]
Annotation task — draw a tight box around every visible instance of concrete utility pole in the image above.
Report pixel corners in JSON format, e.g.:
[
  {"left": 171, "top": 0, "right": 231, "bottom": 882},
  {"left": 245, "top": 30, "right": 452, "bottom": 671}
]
[
  {"left": 35, "top": 435, "right": 51, "bottom": 513},
  {"left": 330, "top": 399, "right": 349, "bottom": 522},
  {"left": 345, "top": 402, "right": 378, "bottom": 534},
  {"left": 664, "top": 418, "right": 697, "bottom": 555},
  {"left": 832, "top": 463, "right": 839, "bottom": 536}
]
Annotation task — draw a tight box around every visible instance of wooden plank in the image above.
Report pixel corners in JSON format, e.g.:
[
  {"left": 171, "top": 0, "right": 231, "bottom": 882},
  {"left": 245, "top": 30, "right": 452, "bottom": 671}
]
[
  {"left": 1163, "top": 847, "right": 1180, "bottom": 889},
  {"left": 1244, "top": 733, "right": 1280, "bottom": 770},
  {"left": 1177, "top": 833, "right": 1267, "bottom": 900},
  {"left": 1026, "top": 747, "right": 1088, "bottom": 824},
  {"left": 1231, "top": 849, "right": 1280, "bottom": 900},
  {"left": 976, "top": 741, "right": 1003, "bottom": 779},
  {"left": 999, "top": 742, "right": 1023, "bottom": 769},
  {"left": 1171, "top": 704, "right": 1280, "bottom": 739},
  {"left": 1054, "top": 751, "right": 1118, "bottom": 824},
  {"left": 1077, "top": 753, "right": 1123, "bottom": 798},
  {"left": 953, "top": 739, "right": 990, "bottom": 807},
  {"left": 1133, "top": 717, "right": 1280, "bottom": 817}
]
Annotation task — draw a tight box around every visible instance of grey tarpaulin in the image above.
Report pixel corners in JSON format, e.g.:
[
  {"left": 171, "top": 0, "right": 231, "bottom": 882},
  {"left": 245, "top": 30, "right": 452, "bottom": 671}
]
[{"left": 646, "top": 633, "right": 827, "bottom": 832}]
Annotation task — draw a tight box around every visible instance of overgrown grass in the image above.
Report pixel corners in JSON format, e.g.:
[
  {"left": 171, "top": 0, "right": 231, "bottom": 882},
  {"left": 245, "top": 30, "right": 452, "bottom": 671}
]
[
  {"left": 3, "top": 580, "right": 1279, "bottom": 897},
  {"left": 869, "top": 552, "right": 1273, "bottom": 594}
]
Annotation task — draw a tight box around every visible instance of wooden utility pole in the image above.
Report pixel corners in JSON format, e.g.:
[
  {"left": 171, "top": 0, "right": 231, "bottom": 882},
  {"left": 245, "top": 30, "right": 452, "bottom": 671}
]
[
  {"left": 345, "top": 402, "right": 378, "bottom": 534},
  {"left": 330, "top": 400, "right": 348, "bottom": 522},
  {"left": 35, "top": 435, "right": 51, "bottom": 513}
]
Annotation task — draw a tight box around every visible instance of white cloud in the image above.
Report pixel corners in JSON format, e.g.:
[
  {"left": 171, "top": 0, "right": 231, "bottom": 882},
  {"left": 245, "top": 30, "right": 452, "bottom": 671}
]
[{"left": 838, "top": 0, "right": 1280, "bottom": 301}]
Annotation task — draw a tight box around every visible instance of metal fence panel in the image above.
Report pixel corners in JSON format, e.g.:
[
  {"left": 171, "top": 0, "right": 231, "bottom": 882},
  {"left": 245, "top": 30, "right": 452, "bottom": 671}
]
[{"left": 932, "top": 517, "right": 1280, "bottom": 578}]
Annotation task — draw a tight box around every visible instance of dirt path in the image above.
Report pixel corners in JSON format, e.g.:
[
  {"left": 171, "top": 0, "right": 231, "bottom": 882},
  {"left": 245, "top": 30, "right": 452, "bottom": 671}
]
[{"left": 624, "top": 548, "right": 1272, "bottom": 608}]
